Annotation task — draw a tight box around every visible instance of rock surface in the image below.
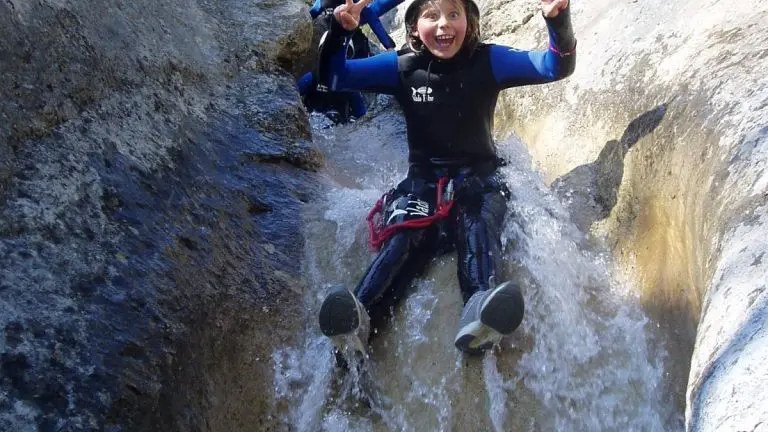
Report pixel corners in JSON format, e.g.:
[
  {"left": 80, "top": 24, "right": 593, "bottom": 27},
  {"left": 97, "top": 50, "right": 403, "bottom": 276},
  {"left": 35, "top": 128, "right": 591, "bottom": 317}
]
[
  {"left": 473, "top": 0, "right": 768, "bottom": 430},
  {"left": 3, "top": 0, "right": 767, "bottom": 429},
  {"left": 1, "top": 0, "right": 318, "bottom": 430}
]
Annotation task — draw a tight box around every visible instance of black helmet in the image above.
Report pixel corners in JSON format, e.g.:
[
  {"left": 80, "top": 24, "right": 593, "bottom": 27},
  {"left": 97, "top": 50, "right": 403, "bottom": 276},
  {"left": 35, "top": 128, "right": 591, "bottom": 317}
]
[{"left": 404, "top": 0, "right": 480, "bottom": 28}]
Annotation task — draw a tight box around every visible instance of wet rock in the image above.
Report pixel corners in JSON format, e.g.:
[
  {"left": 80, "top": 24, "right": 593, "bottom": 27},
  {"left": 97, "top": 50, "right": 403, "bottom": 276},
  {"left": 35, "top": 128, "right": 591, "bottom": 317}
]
[
  {"left": 481, "top": 0, "right": 768, "bottom": 429},
  {"left": 1, "top": 0, "right": 316, "bottom": 430}
]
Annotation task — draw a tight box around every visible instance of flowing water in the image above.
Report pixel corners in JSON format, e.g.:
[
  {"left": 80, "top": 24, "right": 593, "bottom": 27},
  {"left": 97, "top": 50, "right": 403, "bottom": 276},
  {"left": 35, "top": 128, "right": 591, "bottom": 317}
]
[{"left": 272, "top": 100, "right": 683, "bottom": 431}]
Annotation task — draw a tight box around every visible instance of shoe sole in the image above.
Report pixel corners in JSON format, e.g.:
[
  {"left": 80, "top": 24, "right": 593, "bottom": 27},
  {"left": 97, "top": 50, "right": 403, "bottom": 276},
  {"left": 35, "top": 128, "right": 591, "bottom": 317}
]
[
  {"left": 480, "top": 281, "right": 524, "bottom": 334},
  {"left": 454, "top": 321, "right": 501, "bottom": 355},
  {"left": 319, "top": 288, "right": 361, "bottom": 337},
  {"left": 454, "top": 282, "right": 525, "bottom": 354}
]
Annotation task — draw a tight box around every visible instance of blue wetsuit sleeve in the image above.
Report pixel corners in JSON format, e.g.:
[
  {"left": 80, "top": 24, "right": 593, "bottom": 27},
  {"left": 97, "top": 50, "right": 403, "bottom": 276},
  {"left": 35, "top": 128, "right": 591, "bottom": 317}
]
[
  {"left": 349, "top": 93, "right": 368, "bottom": 118},
  {"left": 326, "top": 50, "right": 400, "bottom": 94},
  {"left": 362, "top": 9, "right": 396, "bottom": 49},
  {"left": 297, "top": 72, "right": 315, "bottom": 96},
  {"left": 309, "top": 0, "right": 322, "bottom": 19},
  {"left": 367, "top": 0, "right": 405, "bottom": 18},
  {"left": 490, "top": 46, "right": 565, "bottom": 87},
  {"left": 317, "top": 19, "right": 399, "bottom": 93},
  {"left": 491, "top": 8, "right": 576, "bottom": 89}
]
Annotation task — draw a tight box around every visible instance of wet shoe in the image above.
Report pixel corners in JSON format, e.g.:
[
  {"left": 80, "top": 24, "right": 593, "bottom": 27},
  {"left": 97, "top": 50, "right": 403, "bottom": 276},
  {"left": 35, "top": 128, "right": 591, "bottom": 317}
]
[
  {"left": 319, "top": 286, "right": 370, "bottom": 352},
  {"left": 454, "top": 281, "right": 525, "bottom": 355}
]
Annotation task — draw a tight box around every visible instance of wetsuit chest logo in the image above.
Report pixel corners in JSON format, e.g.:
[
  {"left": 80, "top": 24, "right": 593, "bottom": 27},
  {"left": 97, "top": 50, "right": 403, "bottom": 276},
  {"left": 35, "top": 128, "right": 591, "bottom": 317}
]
[{"left": 411, "top": 86, "right": 434, "bottom": 103}]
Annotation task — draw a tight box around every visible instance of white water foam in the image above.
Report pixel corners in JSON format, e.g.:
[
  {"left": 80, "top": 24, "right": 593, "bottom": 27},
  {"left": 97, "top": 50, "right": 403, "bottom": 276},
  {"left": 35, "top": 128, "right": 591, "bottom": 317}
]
[{"left": 272, "top": 111, "right": 679, "bottom": 431}]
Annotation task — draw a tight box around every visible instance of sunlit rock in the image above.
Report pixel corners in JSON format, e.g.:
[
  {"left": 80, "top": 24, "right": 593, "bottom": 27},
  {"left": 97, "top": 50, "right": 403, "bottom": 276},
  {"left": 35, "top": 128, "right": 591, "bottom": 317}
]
[{"left": 478, "top": 0, "right": 768, "bottom": 430}]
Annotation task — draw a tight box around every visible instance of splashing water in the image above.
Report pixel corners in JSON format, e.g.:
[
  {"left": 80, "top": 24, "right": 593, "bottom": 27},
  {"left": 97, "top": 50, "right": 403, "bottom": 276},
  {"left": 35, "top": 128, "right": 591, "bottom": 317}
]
[{"left": 272, "top": 109, "right": 681, "bottom": 431}]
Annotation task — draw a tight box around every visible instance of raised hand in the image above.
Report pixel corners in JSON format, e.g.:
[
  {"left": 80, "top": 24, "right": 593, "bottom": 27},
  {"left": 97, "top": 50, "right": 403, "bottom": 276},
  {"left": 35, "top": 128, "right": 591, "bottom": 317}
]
[
  {"left": 541, "top": 0, "right": 568, "bottom": 18},
  {"left": 334, "top": 0, "right": 375, "bottom": 30}
]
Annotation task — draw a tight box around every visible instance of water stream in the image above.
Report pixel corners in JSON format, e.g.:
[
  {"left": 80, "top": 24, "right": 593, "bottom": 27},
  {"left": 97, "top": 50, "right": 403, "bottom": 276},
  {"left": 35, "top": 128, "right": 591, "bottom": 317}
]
[{"left": 272, "top": 100, "right": 683, "bottom": 431}]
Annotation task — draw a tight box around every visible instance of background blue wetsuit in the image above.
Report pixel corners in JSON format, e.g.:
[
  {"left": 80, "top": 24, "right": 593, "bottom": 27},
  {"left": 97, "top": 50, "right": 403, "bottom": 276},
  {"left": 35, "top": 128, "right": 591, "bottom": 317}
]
[
  {"left": 309, "top": 0, "right": 401, "bottom": 50},
  {"left": 299, "top": 0, "right": 404, "bottom": 122},
  {"left": 318, "top": 9, "right": 576, "bottom": 327},
  {"left": 297, "top": 72, "right": 367, "bottom": 122}
]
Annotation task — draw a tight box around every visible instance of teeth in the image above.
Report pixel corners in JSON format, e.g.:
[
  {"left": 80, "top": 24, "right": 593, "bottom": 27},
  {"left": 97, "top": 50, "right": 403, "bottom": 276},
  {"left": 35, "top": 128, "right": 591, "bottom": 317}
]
[{"left": 436, "top": 35, "right": 454, "bottom": 41}]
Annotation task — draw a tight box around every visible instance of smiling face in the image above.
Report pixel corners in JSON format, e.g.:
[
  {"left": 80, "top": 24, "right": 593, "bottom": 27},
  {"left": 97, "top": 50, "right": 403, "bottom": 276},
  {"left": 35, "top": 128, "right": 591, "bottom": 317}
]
[{"left": 413, "top": 0, "right": 468, "bottom": 60}]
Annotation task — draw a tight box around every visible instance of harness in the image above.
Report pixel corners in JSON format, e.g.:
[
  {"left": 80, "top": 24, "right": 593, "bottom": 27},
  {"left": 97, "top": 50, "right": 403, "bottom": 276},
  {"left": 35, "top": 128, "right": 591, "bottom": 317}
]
[
  {"left": 366, "top": 156, "right": 503, "bottom": 251},
  {"left": 367, "top": 175, "right": 464, "bottom": 251}
]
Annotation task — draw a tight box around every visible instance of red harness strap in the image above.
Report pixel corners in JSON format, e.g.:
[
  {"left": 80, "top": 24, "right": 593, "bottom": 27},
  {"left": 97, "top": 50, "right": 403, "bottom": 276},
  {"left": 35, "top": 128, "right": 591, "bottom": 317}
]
[{"left": 366, "top": 177, "right": 455, "bottom": 251}]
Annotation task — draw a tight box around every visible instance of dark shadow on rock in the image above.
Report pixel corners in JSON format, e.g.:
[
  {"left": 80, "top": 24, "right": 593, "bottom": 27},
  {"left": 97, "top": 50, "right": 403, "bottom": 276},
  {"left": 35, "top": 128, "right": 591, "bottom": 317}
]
[{"left": 552, "top": 103, "right": 670, "bottom": 232}]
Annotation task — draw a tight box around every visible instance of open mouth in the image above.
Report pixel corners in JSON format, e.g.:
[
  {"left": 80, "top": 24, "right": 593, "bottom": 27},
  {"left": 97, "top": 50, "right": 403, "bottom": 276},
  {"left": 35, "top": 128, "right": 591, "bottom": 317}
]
[{"left": 435, "top": 34, "right": 455, "bottom": 49}]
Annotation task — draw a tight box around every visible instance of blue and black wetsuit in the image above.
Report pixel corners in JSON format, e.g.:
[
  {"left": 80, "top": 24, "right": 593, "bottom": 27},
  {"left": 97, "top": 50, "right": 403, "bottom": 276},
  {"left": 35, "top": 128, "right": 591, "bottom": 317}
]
[
  {"left": 318, "top": 7, "right": 576, "bottom": 326},
  {"left": 299, "top": 0, "right": 404, "bottom": 123},
  {"left": 310, "top": 0, "right": 400, "bottom": 50},
  {"left": 298, "top": 71, "right": 367, "bottom": 124}
]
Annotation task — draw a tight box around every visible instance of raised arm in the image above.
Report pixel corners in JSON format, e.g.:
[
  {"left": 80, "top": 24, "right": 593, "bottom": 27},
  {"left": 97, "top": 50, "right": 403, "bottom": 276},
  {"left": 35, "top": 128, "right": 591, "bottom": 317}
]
[
  {"left": 309, "top": 0, "right": 324, "bottom": 19},
  {"left": 317, "top": 0, "right": 400, "bottom": 94},
  {"left": 363, "top": 0, "right": 404, "bottom": 49},
  {"left": 361, "top": 8, "right": 396, "bottom": 49},
  {"left": 366, "top": 0, "right": 404, "bottom": 19},
  {"left": 491, "top": 0, "right": 576, "bottom": 89}
]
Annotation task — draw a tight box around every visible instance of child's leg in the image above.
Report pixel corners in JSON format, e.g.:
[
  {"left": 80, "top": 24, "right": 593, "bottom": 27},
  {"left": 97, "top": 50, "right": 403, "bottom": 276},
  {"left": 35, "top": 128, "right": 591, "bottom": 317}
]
[
  {"left": 318, "top": 227, "right": 437, "bottom": 339},
  {"left": 453, "top": 177, "right": 524, "bottom": 354},
  {"left": 320, "top": 176, "right": 439, "bottom": 340},
  {"left": 356, "top": 227, "right": 437, "bottom": 329},
  {"left": 455, "top": 189, "right": 508, "bottom": 303}
]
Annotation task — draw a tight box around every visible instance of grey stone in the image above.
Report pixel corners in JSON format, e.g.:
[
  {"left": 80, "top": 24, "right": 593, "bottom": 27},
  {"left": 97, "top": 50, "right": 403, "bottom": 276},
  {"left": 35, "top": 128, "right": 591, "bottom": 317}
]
[{"left": 1, "top": 0, "right": 318, "bottom": 430}]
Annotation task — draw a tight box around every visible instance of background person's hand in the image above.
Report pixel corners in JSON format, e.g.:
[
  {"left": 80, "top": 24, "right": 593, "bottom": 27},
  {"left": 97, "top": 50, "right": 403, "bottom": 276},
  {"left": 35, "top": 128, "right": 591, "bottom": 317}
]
[
  {"left": 334, "top": 0, "right": 374, "bottom": 30},
  {"left": 541, "top": 0, "right": 568, "bottom": 18}
]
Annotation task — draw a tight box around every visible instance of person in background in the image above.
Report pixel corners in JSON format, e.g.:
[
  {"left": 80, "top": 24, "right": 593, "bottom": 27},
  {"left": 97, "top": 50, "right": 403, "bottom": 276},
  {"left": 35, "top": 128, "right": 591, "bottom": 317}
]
[{"left": 298, "top": 0, "right": 405, "bottom": 123}]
